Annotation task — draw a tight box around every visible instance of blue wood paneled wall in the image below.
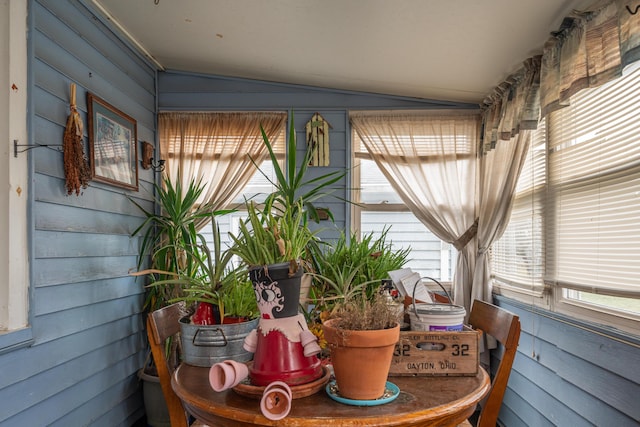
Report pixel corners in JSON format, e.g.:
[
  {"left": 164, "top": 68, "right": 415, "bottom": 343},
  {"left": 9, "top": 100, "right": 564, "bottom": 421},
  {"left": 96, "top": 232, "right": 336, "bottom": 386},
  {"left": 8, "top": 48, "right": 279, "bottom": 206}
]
[
  {"left": 494, "top": 297, "right": 640, "bottom": 426},
  {"left": 0, "top": 1, "right": 156, "bottom": 425}
]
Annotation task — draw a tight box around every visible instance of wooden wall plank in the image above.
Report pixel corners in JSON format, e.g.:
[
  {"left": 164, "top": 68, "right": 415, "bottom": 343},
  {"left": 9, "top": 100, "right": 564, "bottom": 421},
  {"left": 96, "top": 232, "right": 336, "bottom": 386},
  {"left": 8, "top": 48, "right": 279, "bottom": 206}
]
[
  {"left": 34, "top": 4, "right": 155, "bottom": 118},
  {"left": 495, "top": 298, "right": 640, "bottom": 426},
  {"left": 33, "top": 202, "right": 147, "bottom": 235},
  {"left": 33, "top": 277, "right": 143, "bottom": 316},
  {"left": 158, "top": 71, "right": 475, "bottom": 111},
  {"left": 34, "top": 230, "right": 139, "bottom": 258},
  {"left": 0, "top": 316, "right": 143, "bottom": 387},
  {"left": 39, "top": 0, "right": 155, "bottom": 89},
  {"left": 2, "top": 351, "right": 144, "bottom": 425},
  {"left": 32, "top": 295, "right": 144, "bottom": 344},
  {"left": 51, "top": 377, "right": 145, "bottom": 427},
  {"left": 33, "top": 174, "right": 150, "bottom": 217}
]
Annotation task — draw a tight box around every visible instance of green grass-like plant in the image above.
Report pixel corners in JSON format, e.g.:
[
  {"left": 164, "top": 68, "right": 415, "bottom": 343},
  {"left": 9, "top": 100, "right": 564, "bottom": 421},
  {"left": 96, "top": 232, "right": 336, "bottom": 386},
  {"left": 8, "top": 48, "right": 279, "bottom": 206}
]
[
  {"left": 229, "top": 198, "right": 319, "bottom": 275},
  {"left": 251, "top": 111, "right": 347, "bottom": 223},
  {"left": 129, "top": 175, "right": 233, "bottom": 311}
]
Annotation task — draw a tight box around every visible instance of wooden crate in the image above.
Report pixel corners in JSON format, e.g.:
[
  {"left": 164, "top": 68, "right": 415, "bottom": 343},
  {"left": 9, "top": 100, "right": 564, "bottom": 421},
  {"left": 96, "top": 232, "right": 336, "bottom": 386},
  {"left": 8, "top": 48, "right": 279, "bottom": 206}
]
[{"left": 389, "top": 326, "right": 480, "bottom": 376}]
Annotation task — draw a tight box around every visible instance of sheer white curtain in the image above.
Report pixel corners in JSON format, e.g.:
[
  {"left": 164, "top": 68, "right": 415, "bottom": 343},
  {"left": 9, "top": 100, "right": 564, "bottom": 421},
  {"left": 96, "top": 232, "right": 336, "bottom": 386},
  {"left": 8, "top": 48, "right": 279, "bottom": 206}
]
[
  {"left": 159, "top": 111, "right": 287, "bottom": 225},
  {"left": 350, "top": 110, "right": 480, "bottom": 311},
  {"left": 473, "top": 57, "right": 542, "bottom": 304}
]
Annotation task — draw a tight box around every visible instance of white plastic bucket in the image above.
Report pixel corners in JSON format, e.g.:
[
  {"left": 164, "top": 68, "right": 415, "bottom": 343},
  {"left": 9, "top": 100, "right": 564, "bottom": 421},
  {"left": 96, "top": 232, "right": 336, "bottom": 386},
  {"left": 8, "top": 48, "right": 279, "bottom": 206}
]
[{"left": 410, "top": 303, "right": 466, "bottom": 332}]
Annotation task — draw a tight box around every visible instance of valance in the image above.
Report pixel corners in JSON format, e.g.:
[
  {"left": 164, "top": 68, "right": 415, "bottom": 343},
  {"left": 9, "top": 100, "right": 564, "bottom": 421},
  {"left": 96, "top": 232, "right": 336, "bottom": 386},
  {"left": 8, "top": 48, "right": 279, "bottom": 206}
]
[{"left": 540, "top": 0, "right": 640, "bottom": 116}]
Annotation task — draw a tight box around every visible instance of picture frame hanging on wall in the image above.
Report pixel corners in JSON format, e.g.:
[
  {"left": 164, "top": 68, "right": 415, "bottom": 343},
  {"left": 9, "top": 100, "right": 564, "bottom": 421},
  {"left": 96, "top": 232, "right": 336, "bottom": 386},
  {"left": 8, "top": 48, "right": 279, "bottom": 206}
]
[{"left": 87, "top": 93, "right": 138, "bottom": 191}]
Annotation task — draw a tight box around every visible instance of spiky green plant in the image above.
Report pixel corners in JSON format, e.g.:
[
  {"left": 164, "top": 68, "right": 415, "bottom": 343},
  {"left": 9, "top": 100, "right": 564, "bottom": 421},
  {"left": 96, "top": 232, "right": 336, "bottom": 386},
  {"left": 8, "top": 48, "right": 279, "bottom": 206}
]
[
  {"left": 306, "top": 226, "right": 410, "bottom": 330},
  {"left": 129, "top": 175, "right": 233, "bottom": 311},
  {"left": 229, "top": 198, "right": 319, "bottom": 275},
  {"left": 251, "top": 111, "right": 347, "bottom": 223},
  {"left": 310, "top": 227, "right": 410, "bottom": 300}
]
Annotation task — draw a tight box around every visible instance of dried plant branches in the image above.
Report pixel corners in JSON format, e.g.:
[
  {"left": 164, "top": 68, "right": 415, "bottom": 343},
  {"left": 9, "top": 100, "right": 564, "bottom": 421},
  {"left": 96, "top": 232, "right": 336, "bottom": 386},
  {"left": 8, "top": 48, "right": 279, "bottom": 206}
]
[{"left": 63, "top": 83, "right": 91, "bottom": 196}]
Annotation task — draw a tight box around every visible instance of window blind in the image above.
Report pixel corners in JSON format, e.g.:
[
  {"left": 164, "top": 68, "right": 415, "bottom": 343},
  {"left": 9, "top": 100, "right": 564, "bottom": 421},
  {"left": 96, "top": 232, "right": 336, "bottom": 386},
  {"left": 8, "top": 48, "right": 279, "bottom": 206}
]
[{"left": 546, "top": 65, "right": 640, "bottom": 297}]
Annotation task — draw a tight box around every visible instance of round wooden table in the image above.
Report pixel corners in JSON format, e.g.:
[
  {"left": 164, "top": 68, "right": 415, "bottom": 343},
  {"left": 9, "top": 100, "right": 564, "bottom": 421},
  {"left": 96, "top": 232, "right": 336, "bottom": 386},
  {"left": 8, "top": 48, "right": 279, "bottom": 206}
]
[{"left": 172, "top": 364, "right": 490, "bottom": 426}]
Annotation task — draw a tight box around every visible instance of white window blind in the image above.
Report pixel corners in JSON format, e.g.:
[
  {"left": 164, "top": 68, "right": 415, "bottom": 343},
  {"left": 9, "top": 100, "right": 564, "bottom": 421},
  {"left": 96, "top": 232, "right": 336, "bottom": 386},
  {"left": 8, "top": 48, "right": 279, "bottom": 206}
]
[
  {"left": 491, "top": 119, "right": 546, "bottom": 290},
  {"left": 546, "top": 65, "right": 640, "bottom": 297}
]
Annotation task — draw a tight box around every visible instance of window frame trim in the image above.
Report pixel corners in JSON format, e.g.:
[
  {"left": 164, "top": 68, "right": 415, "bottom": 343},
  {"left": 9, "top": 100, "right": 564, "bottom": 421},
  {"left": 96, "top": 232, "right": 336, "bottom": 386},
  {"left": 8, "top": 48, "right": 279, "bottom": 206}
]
[
  {"left": 0, "top": 0, "right": 33, "bottom": 353},
  {"left": 553, "top": 288, "right": 640, "bottom": 337}
]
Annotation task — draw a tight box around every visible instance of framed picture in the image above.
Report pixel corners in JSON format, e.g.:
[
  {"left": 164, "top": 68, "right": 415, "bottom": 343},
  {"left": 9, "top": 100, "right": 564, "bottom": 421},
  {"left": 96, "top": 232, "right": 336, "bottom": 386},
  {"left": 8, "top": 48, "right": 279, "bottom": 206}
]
[{"left": 87, "top": 93, "right": 138, "bottom": 191}]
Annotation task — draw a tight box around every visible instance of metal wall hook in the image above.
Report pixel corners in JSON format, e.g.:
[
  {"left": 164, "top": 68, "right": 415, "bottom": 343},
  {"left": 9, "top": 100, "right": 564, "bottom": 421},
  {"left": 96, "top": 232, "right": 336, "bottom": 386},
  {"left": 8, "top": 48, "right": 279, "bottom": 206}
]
[
  {"left": 148, "top": 158, "right": 166, "bottom": 172},
  {"left": 140, "top": 140, "right": 165, "bottom": 172},
  {"left": 14, "top": 140, "right": 63, "bottom": 157}
]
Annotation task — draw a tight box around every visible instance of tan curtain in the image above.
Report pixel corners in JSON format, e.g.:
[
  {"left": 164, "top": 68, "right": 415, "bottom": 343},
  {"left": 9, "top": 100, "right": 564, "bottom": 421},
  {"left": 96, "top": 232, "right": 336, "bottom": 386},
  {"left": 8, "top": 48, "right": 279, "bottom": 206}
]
[
  {"left": 475, "top": 58, "right": 542, "bottom": 304},
  {"left": 540, "top": 0, "right": 640, "bottom": 116},
  {"left": 350, "top": 110, "right": 480, "bottom": 311},
  {"left": 158, "top": 111, "right": 287, "bottom": 226}
]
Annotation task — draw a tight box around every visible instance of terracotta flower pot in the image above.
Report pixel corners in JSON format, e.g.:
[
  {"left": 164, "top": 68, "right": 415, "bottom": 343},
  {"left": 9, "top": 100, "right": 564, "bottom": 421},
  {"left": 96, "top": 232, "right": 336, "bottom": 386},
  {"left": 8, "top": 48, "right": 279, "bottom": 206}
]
[{"left": 322, "top": 319, "right": 400, "bottom": 400}]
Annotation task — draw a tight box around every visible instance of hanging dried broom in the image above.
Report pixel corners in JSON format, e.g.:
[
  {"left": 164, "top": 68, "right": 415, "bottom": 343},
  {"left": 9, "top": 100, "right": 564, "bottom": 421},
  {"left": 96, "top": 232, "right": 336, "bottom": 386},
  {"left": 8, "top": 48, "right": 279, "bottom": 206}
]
[{"left": 63, "top": 83, "right": 91, "bottom": 196}]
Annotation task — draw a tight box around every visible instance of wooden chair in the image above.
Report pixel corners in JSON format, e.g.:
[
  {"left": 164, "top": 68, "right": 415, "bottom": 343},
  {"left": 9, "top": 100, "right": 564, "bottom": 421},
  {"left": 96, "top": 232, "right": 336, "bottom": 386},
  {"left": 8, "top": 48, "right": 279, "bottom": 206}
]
[
  {"left": 460, "top": 299, "right": 521, "bottom": 427},
  {"left": 146, "top": 303, "right": 209, "bottom": 427}
]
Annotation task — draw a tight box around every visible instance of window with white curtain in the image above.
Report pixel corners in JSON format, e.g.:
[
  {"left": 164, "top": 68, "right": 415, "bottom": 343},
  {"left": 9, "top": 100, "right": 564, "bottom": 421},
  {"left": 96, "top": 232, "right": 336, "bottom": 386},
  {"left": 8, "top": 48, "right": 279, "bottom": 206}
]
[
  {"left": 492, "top": 63, "right": 640, "bottom": 327},
  {"left": 352, "top": 134, "right": 457, "bottom": 283},
  {"left": 205, "top": 132, "right": 286, "bottom": 253}
]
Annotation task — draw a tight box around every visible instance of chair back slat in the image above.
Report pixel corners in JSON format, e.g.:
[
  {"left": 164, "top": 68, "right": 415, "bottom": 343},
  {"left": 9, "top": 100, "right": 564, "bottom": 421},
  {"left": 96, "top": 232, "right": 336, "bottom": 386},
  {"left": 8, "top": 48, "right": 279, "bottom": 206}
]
[
  {"left": 146, "top": 303, "right": 190, "bottom": 427},
  {"left": 149, "top": 303, "right": 183, "bottom": 343},
  {"left": 467, "top": 300, "right": 521, "bottom": 427}
]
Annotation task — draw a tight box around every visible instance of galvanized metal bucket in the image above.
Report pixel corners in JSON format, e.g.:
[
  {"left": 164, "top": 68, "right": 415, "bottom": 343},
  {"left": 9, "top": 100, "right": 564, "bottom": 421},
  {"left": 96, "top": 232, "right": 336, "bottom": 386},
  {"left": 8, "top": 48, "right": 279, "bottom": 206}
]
[{"left": 179, "top": 317, "right": 259, "bottom": 367}]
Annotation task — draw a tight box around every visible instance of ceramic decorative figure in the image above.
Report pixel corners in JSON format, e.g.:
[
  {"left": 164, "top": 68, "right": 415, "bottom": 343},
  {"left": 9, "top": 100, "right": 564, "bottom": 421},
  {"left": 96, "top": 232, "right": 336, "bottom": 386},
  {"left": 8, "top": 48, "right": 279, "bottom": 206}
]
[{"left": 242, "top": 262, "right": 323, "bottom": 386}]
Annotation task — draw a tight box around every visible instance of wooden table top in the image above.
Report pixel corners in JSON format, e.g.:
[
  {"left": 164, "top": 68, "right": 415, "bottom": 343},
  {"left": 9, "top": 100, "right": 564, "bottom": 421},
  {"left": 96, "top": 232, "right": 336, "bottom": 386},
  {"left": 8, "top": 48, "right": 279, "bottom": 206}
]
[{"left": 172, "top": 364, "right": 490, "bottom": 427}]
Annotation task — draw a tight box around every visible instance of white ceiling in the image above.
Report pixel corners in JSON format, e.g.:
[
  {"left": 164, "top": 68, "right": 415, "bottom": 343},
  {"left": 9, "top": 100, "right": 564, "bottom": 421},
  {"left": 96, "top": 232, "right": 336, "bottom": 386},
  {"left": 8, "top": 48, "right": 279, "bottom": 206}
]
[{"left": 92, "top": 0, "right": 593, "bottom": 104}]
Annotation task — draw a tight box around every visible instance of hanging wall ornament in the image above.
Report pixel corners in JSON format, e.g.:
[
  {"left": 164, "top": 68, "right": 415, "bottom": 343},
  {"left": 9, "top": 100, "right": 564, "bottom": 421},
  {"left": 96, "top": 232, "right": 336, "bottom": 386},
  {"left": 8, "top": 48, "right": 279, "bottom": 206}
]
[
  {"left": 63, "top": 83, "right": 91, "bottom": 196},
  {"left": 305, "top": 112, "right": 331, "bottom": 166}
]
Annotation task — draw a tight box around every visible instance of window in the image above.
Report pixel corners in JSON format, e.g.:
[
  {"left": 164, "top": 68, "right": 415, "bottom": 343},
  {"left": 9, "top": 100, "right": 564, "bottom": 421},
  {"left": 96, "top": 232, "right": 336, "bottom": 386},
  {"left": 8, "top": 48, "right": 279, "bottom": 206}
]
[
  {"left": 204, "top": 131, "right": 285, "bottom": 259},
  {"left": 492, "top": 63, "right": 640, "bottom": 332},
  {"left": 1, "top": 0, "right": 31, "bottom": 349},
  {"left": 352, "top": 136, "right": 456, "bottom": 283},
  {"left": 547, "top": 63, "right": 640, "bottom": 318}
]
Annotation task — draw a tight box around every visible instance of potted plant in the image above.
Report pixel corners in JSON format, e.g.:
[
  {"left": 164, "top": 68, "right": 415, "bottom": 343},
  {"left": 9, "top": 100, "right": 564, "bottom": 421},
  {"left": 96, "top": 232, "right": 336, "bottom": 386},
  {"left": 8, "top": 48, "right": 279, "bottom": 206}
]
[
  {"left": 129, "top": 175, "right": 232, "bottom": 424},
  {"left": 145, "top": 217, "right": 259, "bottom": 367},
  {"left": 224, "top": 112, "right": 346, "bottom": 387},
  {"left": 307, "top": 229, "right": 409, "bottom": 400},
  {"left": 320, "top": 281, "right": 403, "bottom": 401},
  {"left": 230, "top": 109, "right": 351, "bottom": 318}
]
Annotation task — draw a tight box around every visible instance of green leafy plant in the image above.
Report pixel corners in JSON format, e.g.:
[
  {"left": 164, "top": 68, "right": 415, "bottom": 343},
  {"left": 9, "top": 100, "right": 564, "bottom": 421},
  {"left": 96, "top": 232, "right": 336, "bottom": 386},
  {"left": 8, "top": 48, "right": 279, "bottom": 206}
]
[
  {"left": 145, "top": 218, "right": 257, "bottom": 322},
  {"left": 220, "top": 275, "right": 258, "bottom": 319},
  {"left": 229, "top": 198, "right": 319, "bottom": 275},
  {"left": 309, "top": 227, "right": 410, "bottom": 302},
  {"left": 307, "top": 227, "right": 409, "bottom": 330},
  {"left": 251, "top": 111, "right": 347, "bottom": 223},
  {"left": 308, "top": 260, "right": 402, "bottom": 331},
  {"left": 129, "top": 175, "right": 233, "bottom": 311}
]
